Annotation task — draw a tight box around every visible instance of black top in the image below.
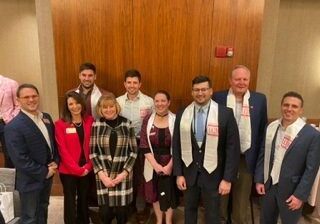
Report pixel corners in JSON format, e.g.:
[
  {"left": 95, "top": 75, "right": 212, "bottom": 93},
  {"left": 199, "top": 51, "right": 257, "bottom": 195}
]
[
  {"left": 74, "top": 122, "right": 86, "bottom": 166},
  {"left": 104, "top": 116, "right": 126, "bottom": 158}
]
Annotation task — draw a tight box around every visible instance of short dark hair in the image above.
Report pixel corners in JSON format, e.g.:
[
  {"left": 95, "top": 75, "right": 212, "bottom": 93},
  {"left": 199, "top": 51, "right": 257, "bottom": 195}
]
[
  {"left": 154, "top": 90, "right": 171, "bottom": 101},
  {"left": 17, "top": 84, "right": 39, "bottom": 97},
  {"left": 192, "top": 75, "right": 212, "bottom": 88},
  {"left": 62, "top": 91, "right": 87, "bottom": 122},
  {"left": 124, "top": 69, "right": 141, "bottom": 82},
  {"left": 79, "top": 62, "right": 96, "bottom": 73},
  {"left": 281, "top": 91, "right": 304, "bottom": 107}
]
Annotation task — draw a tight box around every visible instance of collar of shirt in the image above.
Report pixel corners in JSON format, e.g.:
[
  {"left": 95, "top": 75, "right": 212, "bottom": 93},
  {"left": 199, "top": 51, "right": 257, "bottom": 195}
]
[
  {"left": 194, "top": 101, "right": 210, "bottom": 114},
  {"left": 79, "top": 85, "right": 93, "bottom": 97},
  {"left": 125, "top": 91, "right": 141, "bottom": 102},
  {"left": 21, "top": 109, "right": 43, "bottom": 121}
]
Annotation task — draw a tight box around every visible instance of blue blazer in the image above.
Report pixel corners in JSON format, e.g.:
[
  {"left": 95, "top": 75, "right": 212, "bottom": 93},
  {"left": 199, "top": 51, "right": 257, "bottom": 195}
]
[
  {"left": 213, "top": 90, "right": 268, "bottom": 174},
  {"left": 172, "top": 104, "right": 240, "bottom": 189},
  {"left": 255, "top": 124, "right": 320, "bottom": 202},
  {"left": 4, "top": 111, "right": 59, "bottom": 193}
]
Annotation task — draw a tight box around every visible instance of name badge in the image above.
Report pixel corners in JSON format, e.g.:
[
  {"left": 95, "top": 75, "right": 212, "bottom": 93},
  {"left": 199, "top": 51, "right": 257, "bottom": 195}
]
[
  {"left": 281, "top": 135, "right": 292, "bottom": 150},
  {"left": 66, "top": 128, "right": 77, "bottom": 134},
  {"left": 150, "top": 131, "right": 156, "bottom": 136},
  {"left": 207, "top": 123, "right": 219, "bottom": 136},
  {"left": 140, "top": 108, "right": 151, "bottom": 119}
]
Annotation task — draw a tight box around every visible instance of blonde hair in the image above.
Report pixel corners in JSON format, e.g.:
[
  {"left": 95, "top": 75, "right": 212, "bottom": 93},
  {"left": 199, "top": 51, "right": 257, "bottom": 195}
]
[{"left": 96, "top": 93, "right": 121, "bottom": 117}]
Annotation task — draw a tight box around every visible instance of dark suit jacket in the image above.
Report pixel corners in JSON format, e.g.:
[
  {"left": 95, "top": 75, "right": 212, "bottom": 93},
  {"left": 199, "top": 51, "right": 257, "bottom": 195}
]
[
  {"left": 255, "top": 124, "right": 320, "bottom": 202},
  {"left": 213, "top": 90, "right": 268, "bottom": 174},
  {"left": 4, "top": 111, "right": 59, "bottom": 193},
  {"left": 172, "top": 103, "right": 240, "bottom": 189}
]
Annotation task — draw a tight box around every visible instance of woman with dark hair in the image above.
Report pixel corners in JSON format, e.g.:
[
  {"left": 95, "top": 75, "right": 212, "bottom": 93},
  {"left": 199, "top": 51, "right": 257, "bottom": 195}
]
[
  {"left": 55, "top": 91, "right": 94, "bottom": 224},
  {"left": 140, "top": 90, "right": 179, "bottom": 224},
  {"left": 90, "top": 93, "right": 137, "bottom": 224}
]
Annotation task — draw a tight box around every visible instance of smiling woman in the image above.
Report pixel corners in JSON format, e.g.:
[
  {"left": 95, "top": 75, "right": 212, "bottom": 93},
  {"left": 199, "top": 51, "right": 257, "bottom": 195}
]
[
  {"left": 90, "top": 93, "right": 138, "bottom": 224},
  {"left": 55, "top": 91, "right": 94, "bottom": 224}
]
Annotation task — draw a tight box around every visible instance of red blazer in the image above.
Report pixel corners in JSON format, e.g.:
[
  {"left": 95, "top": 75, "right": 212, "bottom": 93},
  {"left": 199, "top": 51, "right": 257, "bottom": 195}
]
[{"left": 55, "top": 115, "right": 94, "bottom": 176}]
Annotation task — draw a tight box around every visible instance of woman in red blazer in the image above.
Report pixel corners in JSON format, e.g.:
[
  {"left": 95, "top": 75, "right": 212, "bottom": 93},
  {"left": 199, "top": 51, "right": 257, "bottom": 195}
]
[{"left": 55, "top": 91, "right": 94, "bottom": 224}]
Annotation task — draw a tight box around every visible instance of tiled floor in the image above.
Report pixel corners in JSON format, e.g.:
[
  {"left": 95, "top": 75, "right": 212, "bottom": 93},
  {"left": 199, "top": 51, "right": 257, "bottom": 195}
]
[{"left": 48, "top": 196, "right": 320, "bottom": 224}]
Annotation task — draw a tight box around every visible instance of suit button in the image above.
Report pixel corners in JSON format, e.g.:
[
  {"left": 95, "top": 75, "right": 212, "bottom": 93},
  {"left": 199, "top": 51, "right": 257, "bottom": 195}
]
[
  {"left": 199, "top": 150, "right": 202, "bottom": 153},
  {"left": 196, "top": 162, "right": 199, "bottom": 165}
]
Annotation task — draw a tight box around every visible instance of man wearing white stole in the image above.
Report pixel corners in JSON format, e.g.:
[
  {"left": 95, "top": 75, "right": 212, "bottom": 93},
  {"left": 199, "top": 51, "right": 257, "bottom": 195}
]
[
  {"left": 255, "top": 91, "right": 320, "bottom": 224},
  {"left": 213, "top": 65, "right": 268, "bottom": 224},
  {"left": 172, "top": 75, "right": 240, "bottom": 224}
]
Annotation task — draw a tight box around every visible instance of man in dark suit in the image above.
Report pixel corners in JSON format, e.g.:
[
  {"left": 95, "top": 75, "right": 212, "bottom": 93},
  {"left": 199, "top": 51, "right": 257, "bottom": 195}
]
[
  {"left": 213, "top": 65, "right": 268, "bottom": 223},
  {"left": 172, "top": 75, "right": 240, "bottom": 224},
  {"left": 255, "top": 91, "right": 320, "bottom": 224},
  {"left": 5, "top": 84, "right": 59, "bottom": 224}
]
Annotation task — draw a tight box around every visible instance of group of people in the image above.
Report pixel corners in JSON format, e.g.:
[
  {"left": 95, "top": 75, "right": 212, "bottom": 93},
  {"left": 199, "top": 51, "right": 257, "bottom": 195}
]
[{"left": 1, "top": 63, "right": 320, "bottom": 224}]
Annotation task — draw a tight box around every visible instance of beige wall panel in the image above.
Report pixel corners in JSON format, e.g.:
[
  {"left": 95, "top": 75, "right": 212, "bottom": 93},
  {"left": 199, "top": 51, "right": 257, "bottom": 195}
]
[
  {"left": 0, "top": 0, "right": 42, "bottom": 93},
  {"left": 258, "top": 0, "right": 320, "bottom": 118}
]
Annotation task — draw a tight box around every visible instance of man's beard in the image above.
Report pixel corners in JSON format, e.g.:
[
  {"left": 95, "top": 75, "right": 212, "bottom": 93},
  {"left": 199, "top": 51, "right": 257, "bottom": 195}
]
[{"left": 81, "top": 83, "right": 94, "bottom": 90}]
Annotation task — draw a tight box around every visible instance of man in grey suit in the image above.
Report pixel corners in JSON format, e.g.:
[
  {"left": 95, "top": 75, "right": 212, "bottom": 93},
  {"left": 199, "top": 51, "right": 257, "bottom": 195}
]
[{"left": 255, "top": 91, "right": 320, "bottom": 224}]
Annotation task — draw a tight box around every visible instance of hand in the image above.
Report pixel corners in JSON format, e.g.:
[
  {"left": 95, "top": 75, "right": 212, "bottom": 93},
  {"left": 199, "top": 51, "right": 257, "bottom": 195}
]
[
  {"left": 81, "top": 169, "right": 89, "bottom": 176},
  {"left": 112, "top": 171, "right": 128, "bottom": 185},
  {"left": 176, "top": 176, "right": 187, "bottom": 190},
  {"left": 162, "top": 163, "right": 172, "bottom": 176},
  {"left": 218, "top": 180, "right": 231, "bottom": 195},
  {"left": 256, "top": 183, "right": 265, "bottom": 195},
  {"left": 98, "top": 171, "right": 115, "bottom": 188},
  {"left": 46, "top": 166, "right": 56, "bottom": 179},
  {"left": 46, "top": 162, "right": 58, "bottom": 179},
  {"left": 286, "top": 195, "right": 303, "bottom": 210},
  {"left": 48, "top": 161, "right": 58, "bottom": 169},
  {"left": 153, "top": 163, "right": 165, "bottom": 175}
]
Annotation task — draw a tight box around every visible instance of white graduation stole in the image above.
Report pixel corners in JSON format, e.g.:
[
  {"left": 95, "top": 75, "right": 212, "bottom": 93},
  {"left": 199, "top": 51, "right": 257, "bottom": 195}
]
[
  {"left": 263, "top": 117, "right": 305, "bottom": 183},
  {"left": 180, "top": 100, "right": 219, "bottom": 173},
  {"left": 143, "top": 112, "right": 175, "bottom": 182},
  {"left": 227, "top": 89, "right": 251, "bottom": 153}
]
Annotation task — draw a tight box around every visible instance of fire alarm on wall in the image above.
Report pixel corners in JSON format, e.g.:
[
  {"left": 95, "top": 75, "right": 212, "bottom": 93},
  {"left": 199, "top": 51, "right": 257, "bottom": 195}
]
[
  {"left": 226, "top": 47, "right": 234, "bottom": 57},
  {"left": 215, "top": 46, "right": 234, "bottom": 58}
]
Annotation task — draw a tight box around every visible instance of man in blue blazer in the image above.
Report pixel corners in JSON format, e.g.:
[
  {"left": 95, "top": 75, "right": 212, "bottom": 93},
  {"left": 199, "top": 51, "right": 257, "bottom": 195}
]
[
  {"left": 255, "top": 91, "right": 320, "bottom": 224},
  {"left": 173, "top": 75, "right": 240, "bottom": 224},
  {"left": 213, "top": 65, "right": 268, "bottom": 223},
  {"left": 5, "top": 84, "right": 59, "bottom": 224}
]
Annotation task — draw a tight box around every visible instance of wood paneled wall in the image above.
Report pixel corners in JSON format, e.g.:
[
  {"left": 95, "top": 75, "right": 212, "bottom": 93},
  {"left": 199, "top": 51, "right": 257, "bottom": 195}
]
[{"left": 51, "top": 0, "right": 265, "bottom": 113}]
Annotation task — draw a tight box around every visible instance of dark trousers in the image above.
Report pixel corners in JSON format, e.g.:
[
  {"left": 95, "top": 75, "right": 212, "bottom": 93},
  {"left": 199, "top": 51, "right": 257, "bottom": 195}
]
[
  {"left": 261, "top": 184, "right": 302, "bottom": 224},
  {"left": 0, "top": 120, "right": 14, "bottom": 168},
  {"left": 132, "top": 138, "right": 147, "bottom": 211},
  {"left": 19, "top": 178, "right": 53, "bottom": 224},
  {"left": 60, "top": 173, "right": 90, "bottom": 224},
  {"left": 99, "top": 203, "right": 128, "bottom": 224},
  {"left": 0, "top": 209, "right": 5, "bottom": 224},
  {"left": 184, "top": 174, "right": 220, "bottom": 224}
]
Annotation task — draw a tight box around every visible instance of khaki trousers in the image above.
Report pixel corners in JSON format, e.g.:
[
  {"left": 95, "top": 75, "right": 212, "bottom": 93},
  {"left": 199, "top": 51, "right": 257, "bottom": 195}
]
[{"left": 220, "top": 156, "right": 253, "bottom": 224}]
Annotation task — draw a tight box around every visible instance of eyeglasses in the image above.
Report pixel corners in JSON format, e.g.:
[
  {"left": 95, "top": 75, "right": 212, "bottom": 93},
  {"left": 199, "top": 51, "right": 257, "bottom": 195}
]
[
  {"left": 192, "top": 88, "right": 210, "bottom": 93},
  {"left": 19, "top": 95, "right": 39, "bottom": 100}
]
